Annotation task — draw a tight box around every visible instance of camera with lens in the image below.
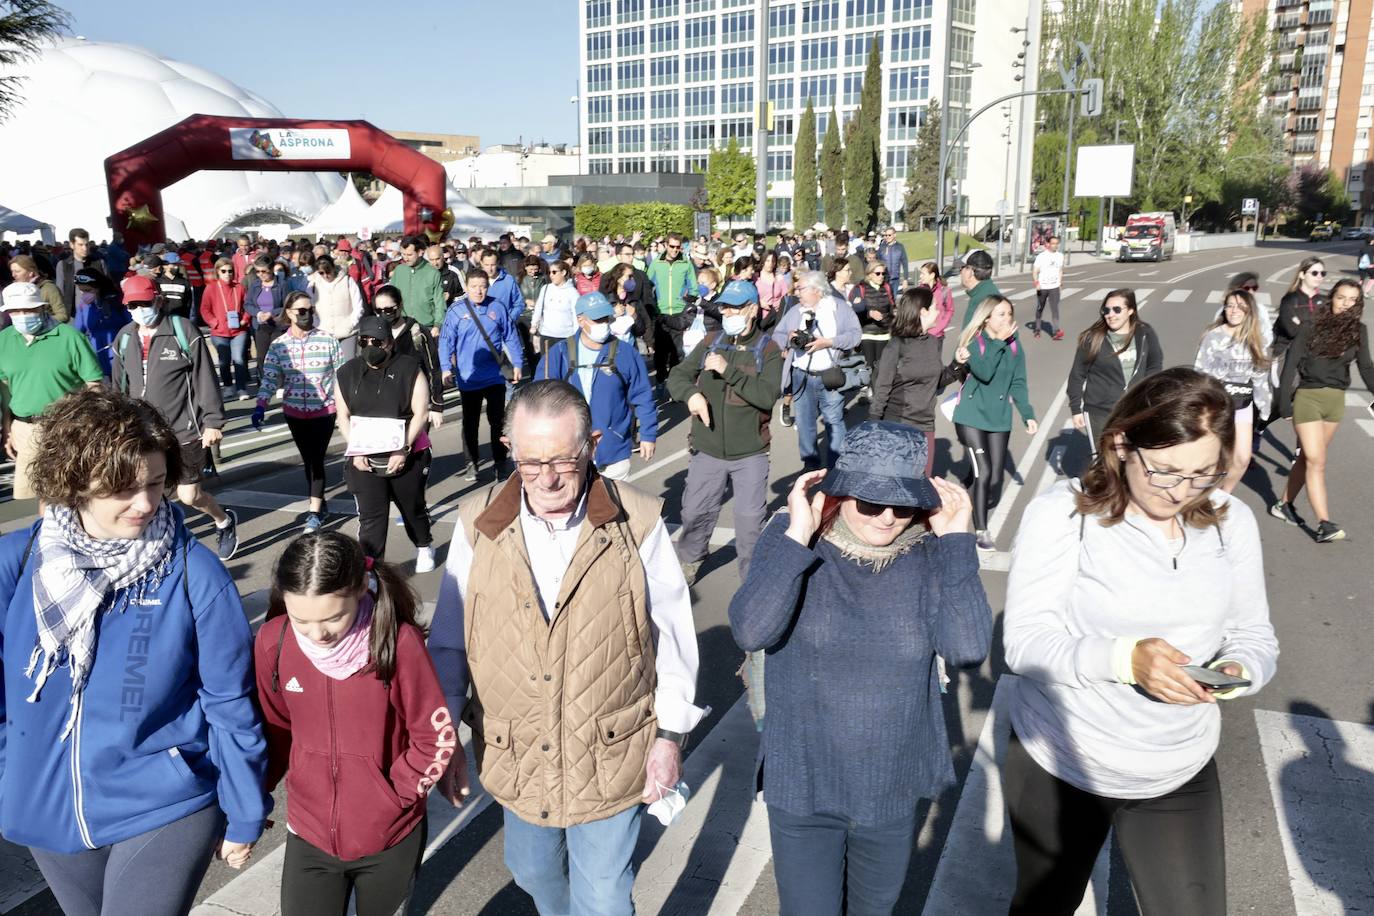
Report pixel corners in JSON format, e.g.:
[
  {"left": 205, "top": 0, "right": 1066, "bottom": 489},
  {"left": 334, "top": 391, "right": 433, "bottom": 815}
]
[{"left": 791, "top": 327, "right": 815, "bottom": 349}]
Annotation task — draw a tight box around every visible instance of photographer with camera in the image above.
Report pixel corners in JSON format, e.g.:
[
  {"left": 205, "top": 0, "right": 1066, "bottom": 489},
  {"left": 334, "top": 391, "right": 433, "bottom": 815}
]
[{"left": 772, "top": 271, "right": 861, "bottom": 471}]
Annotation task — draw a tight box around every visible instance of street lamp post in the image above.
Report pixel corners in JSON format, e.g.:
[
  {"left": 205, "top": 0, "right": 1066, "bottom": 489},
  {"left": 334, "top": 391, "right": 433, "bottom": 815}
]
[
  {"left": 1010, "top": 20, "right": 1031, "bottom": 273},
  {"left": 945, "top": 61, "right": 981, "bottom": 268},
  {"left": 570, "top": 93, "right": 581, "bottom": 174}
]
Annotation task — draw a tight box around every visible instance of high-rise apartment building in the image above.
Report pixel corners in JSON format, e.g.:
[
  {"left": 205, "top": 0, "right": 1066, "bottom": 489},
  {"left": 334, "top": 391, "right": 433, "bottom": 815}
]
[
  {"left": 577, "top": 0, "right": 1041, "bottom": 227},
  {"left": 1244, "top": 0, "right": 1373, "bottom": 219}
]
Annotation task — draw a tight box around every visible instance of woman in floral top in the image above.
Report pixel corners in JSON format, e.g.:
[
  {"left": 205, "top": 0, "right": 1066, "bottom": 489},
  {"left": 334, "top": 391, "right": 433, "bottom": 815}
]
[{"left": 1194, "top": 287, "right": 1271, "bottom": 493}]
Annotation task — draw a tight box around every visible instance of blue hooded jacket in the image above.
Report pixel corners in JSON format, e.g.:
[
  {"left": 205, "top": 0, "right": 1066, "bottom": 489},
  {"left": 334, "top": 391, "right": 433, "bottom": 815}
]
[
  {"left": 534, "top": 335, "right": 658, "bottom": 466},
  {"left": 0, "top": 508, "right": 271, "bottom": 854},
  {"left": 487, "top": 268, "right": 525, "bottom": 323},
  {"left": 438, "top": 295, "right": 525, "bottom": 391}
]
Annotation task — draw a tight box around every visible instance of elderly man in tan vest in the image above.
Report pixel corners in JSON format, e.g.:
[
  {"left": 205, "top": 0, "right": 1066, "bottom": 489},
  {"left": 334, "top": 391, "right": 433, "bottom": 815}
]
[{"left": 430, "top": 379, "right": 705, "bottom": 915}]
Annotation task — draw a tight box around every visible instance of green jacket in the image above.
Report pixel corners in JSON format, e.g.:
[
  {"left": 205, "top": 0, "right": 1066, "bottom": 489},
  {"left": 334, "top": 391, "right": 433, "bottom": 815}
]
[
  {"left": 667, "top": 326, "right": 783, "bottom": 460},
  {"left": 647, "top": 256, "right": 697, "bottom": 317},
  {"left": 390, "top": 261, "right": 446, "bottom": 328},
  {"left": 952, "top": 332, "right": 1035, "bottom": 432},
  {"left": 961, "top": 278, "right": 1002, "bottom": 331}
]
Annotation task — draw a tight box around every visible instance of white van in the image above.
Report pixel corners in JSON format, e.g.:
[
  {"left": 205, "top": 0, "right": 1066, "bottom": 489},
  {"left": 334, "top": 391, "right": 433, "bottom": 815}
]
[{"left": 1118, "top": 212, "right": 1177, "bottom": 262}]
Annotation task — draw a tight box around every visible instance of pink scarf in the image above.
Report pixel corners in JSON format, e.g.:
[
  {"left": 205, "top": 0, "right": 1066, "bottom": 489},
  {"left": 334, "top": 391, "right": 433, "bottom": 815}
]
[{"left": 293, "top": 594, "right": 374, "bottom": 680}]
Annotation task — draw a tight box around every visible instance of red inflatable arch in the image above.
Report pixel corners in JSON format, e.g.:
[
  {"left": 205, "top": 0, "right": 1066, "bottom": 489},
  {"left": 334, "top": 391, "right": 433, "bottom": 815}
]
[{"left": 105, "top": 115, "right": 448, "bottom": 246}]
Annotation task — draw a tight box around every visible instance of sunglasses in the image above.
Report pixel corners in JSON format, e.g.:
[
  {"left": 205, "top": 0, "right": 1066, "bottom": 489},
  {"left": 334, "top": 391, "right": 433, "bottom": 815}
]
[
  {"left": 1101, "top": 305, "right": 1128, "bottom": 315},
  {"left": 218, "top": 268, "right": 233, "bottom": 274},
  {"left": 854, "top": 499, "right": 918, "bottom": 519},
  {"left": 358, "top": 336, "right": 387, "bottom": 348}
]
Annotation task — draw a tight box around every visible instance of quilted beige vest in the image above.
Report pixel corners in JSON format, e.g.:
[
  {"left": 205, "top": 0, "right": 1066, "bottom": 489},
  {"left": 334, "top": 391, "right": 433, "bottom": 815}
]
[{"left": 457, "top": 474, "right": 662, "bottom": 826}]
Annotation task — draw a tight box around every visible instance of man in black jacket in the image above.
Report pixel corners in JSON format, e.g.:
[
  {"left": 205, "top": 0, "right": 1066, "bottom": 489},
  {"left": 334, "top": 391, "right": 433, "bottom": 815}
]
[{"left": 54, "top": 228, "right": 108, "bottom": 314}]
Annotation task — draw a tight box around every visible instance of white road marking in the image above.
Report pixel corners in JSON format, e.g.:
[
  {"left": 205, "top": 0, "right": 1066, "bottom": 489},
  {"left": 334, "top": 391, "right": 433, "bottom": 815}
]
[
  {"left": 1254, "top": 709, "right": 1374, "bottom": 916},
  {"left": 1059, "top": 287, "right": 1082, "bottom": 298},
  {"left": 1258, "top": 291, "right": 1272, "bottom": 308},
  {"left": 1133, "top": 288, "right": 1153, "bottom": 303},
  {"left": 1357, "top": 419, "right": 1374, "bottom": 438},
  {"left": 628, "top": 447, "right": 690, "bottom": 482},
  {"left": 1164, "top": 252, "right": 1259, "bottom": 285},
  {"left": 922, "top": 676, "right": 1110, "bottom": 915},
  {"left": 987, "top": 385, "right": 1067, "bottom": 544},
  {"left": 1165, "top": 288, "right": 1192, "bottom": 302},
  {"left": 1084, "top": 287, "right": 1115, "bottom": 302},
  {"left": 1267, "top": 266, "right": 1294, "bottom": 284},
  {"left": 1010, "top": 288, "right": 1038, "bottom": 300}
]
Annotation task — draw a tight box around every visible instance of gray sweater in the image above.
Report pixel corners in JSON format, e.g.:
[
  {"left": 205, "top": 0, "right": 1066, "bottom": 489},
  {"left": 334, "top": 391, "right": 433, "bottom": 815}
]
[{"left": 729, "top": 515, "right": 992, "bottom": 826}]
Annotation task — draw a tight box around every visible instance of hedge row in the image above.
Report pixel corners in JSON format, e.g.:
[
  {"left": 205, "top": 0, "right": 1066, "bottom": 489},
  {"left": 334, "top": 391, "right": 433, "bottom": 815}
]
[{"left": 573, "top": 203, "right": 694, "bottom": 239}]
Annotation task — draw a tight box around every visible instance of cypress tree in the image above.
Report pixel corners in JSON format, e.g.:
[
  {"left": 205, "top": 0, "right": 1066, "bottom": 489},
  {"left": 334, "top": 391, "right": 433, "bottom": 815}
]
[
  {"left": 820, "top": 107, "right": 844, "bottom": 228},
  {"left": 794, "top": 99, "right": 819, "bottom": 229}
]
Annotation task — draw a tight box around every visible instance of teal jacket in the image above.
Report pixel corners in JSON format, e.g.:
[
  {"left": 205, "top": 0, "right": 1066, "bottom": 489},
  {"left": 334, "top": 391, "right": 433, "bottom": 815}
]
[
  {"left": 952, "top": 332, "right": 1035, "bottom": 432},
  {"left": 961, "top": 278, "right": 1002, "bottom": 331}
]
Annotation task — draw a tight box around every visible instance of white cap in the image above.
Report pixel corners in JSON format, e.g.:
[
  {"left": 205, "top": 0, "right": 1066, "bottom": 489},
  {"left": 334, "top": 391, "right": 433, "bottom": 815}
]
[{"left": 1, "top": 281, "right": 43, "bottom": 311}]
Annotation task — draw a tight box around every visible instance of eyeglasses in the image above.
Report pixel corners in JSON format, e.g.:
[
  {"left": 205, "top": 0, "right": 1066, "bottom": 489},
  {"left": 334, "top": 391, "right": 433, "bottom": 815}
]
[
  {"left": 217, "top": 268, "right": 233, "bottom": 274},
  {"left": 1132, "top": 448, "right": 1226, "bottom": 490},
  {"left": 1101, "top": 305, "right": 1127, "bottom": 315},
  {"left": 1308, "top": 269, "right": 1327, "bottom": 277},
  {"left": 1241, "top": 284, "right": 1259, "bottom": 292},
  {"left": 513, "top": 444, "right": 588, "bottom": 479},
  {"left": 667, "top": 243, "right": 681, "bottom": 250},
  {"left": 854, "top": 499, "right": 917, "bottom": 519},
  {"left": 872, "top": 271, "right": 886, "bottom": 277},
  {"left": 290, "top": 309, "right": 314, "bottom": 317}
]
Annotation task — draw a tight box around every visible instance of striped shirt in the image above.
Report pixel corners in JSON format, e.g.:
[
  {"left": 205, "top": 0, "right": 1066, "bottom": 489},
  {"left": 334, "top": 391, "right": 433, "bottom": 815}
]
[{"left": 257, "top": 329, "right": 342, "bottom": 418}]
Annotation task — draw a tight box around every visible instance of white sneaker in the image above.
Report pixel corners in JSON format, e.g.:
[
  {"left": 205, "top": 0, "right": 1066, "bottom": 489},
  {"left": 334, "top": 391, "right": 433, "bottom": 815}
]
[{"left": 415, "top": 545, "right": 437, "bottom": 573}]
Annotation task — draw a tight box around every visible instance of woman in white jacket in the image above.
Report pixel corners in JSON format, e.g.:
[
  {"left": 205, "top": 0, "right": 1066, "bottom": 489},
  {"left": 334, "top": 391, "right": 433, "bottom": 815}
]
[
  {"left": 1002, "top": 367, "right": 1278, "bottom": 916},
  {"left": 529, "top": 259, "right": 579, "bottom": 360},
  {"left": 307, "top": 256, "right": 364, "bottom": 360}
]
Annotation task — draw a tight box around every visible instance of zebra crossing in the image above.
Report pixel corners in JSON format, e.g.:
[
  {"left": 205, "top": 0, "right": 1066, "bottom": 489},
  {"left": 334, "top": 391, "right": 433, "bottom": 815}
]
[{"left": 996, "top": 284, "right": 1274, "bottom": 310}]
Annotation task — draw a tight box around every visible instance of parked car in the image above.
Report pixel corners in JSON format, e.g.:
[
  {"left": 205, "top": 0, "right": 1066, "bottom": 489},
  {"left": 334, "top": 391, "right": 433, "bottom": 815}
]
[
  {"left": 1310, "top": 223, "right": 1336, "bottom": 241},
  {"left": 1342, "top": 226, "right": 1365, "bottom": 240}
]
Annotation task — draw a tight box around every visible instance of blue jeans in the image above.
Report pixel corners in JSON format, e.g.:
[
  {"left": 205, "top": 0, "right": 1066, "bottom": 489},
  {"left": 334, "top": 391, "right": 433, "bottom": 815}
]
[
  {"left": 768, "top": 805, "right": 918, "bottom": 916},
  {"left": 503, "top": 803, "right": 642, "bottom": 916},
  {"left": 211, "top": 333, "right": 250, "bottom": 390},
  {"left": 791, "top": 368, "right": 847, "bottom": 469}
]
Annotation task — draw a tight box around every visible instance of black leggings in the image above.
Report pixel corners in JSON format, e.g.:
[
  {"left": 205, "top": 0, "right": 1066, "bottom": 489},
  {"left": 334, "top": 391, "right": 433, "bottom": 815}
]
[
  {"left": 955, "top": 423, "right": 1010, "bottom": 530},
  {"left": 281, "top": 817, "right": 427, "bottom": 916},
  {"left": 346, "top": 449, "right": 433, "bottom": 559},
  {"left": 286, "top": 414, "right": 336, "bottom": 502},
  {"left": 460, "top": 384, "right": 508, "bottom": 468},
  {"left": 1004, "top": 732, "right": 1225, "bottom": 916}
]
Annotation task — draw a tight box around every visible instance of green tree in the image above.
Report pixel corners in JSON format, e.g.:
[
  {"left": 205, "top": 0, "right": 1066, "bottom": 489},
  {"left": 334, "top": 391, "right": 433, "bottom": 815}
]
[
  {"left": 844, "top": 35, "right": 884, "bottom": 231},
  {"left": 794, "top": 100, "right": 819, "bottom": 230},
  {"left": 844, "top": 115, "right": 868, "bottom": 231},
  {"left": 0, "top": 1, "right": 71, "bottom": 121},
  {"left": 903, "top": 99, "right": 942, "bottom": 228},
  {"left": 705, "top": 137, "right": 757, "bottom": 225},
  {"left": 820, "top": 108, "right": 844, "bottom": 227}
]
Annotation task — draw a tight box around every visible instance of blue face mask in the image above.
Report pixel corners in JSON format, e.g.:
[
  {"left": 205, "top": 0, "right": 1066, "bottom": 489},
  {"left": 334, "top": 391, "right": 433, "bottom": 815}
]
[
  {"left": 131, "top": 306, "right": 160, "bottom": 327},
  {"left": 624, "top": 277, "right": 637, "bottom": 293},
  {"left": 698, "top": 282, "right": 712, "bottom": 298},
  {"left": 11, "top": 313, "right": 44, "bottom": 335}
]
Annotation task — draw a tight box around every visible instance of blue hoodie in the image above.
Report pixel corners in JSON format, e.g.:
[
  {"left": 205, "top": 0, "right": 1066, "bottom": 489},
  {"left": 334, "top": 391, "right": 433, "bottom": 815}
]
[
  {"left": 0, "top": 509, "right": 271, "bottom": 854},
  {"left": 487, "top": 268, "right": 525, "bottom": 323},
  {"left": 438, "top": 295, "right": 525, "bottom": 391},
  {"left": 534, "top": 334, "right": 658, "bottom": 466}
]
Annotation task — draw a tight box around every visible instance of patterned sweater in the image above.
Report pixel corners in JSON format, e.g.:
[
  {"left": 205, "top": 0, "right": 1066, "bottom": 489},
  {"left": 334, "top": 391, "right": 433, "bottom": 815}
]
[
  {"left": 1193, "top": 327, "right": 1272, "bottom": 417},
  {"left": 257, "top": 329, "right": 343, "bottom": 418}
]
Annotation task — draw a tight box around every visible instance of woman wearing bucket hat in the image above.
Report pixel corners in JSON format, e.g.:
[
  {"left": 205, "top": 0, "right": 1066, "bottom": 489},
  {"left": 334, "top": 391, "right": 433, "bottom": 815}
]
[{"left": 729, "top": 421, "right": 992, "bottom": 916}]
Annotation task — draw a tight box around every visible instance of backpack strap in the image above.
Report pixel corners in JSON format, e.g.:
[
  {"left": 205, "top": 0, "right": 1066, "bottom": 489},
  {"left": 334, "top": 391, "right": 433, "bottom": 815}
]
[
  {"left": 171, "top": 316, "right": 194, "bottom": 358},
  {"left": 271, "top": 616, "right": 289, "bottom": 693}
]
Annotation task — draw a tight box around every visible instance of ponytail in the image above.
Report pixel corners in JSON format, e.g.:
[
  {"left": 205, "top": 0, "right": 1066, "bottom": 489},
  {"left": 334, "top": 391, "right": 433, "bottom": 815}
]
[{"left": 367, "top": 558, "right": 420, "bottom": 684}]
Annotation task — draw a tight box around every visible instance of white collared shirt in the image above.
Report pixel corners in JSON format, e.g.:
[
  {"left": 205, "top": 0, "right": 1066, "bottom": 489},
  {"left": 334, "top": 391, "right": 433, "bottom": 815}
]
[
  {"left": 796, "top": 297, "right": 840, "bottom": 372},
  {"left": 430, "top": 486, "right": 707, "bottom": 734}
]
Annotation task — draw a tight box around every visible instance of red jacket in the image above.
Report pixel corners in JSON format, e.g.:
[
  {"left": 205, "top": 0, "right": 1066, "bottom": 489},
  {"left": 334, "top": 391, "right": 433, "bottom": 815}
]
[
  {"left": 254, "top": 617, "right": 453, "bottom": 861},
  {"left": 200, "top": 280, "right": 249, "bottom": 338}
]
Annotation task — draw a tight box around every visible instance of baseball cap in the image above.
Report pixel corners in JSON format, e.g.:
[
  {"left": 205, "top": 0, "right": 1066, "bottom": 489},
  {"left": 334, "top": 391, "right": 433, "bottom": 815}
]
[
  {"left": 718, "top": 279, "right": 760, "bottom": 307},
  {"left": 357, "top": 316, "right": 393, "bottom": 341},
  {"left": 575, "top": 292, "right": 615, "bottom": 320},
  {"left": 1, "top": 282, "right": 44, "bottom": 311},
  {"left": 122, "top": 275, "right": 158, "bottom": 304}
]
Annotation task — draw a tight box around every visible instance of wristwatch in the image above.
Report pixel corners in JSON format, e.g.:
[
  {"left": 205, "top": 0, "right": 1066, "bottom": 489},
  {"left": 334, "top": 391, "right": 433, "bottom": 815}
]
[{"left": 655, "top": 727, "right": 688, "bottom": 750}]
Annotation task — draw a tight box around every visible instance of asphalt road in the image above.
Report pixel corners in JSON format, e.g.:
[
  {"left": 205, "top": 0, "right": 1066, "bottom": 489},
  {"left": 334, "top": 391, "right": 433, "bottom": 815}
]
[{"left": 1, "top": 236, "right": 1371, "bottom": 916}]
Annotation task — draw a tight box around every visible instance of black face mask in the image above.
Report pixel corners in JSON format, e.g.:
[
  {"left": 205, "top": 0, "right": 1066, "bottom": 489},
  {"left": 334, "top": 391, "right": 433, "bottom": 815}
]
[
  {"left": 362, "top": 345, "right": 388, "bottom": 367},
  {"left": 376, "top": 308, "right": 401, "bottom": 325}
]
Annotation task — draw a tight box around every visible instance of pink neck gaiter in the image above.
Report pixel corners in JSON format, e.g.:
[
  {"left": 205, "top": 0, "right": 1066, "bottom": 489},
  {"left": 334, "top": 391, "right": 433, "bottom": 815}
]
[{"left": 293, "top": 593, "right": 374, "bottom": 680}]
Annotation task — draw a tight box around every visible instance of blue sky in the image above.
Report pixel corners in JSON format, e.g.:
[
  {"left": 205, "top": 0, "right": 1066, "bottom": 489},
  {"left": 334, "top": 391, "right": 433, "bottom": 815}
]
[{"left": 61, "top": 0, "right": 581, "bottom": 147}]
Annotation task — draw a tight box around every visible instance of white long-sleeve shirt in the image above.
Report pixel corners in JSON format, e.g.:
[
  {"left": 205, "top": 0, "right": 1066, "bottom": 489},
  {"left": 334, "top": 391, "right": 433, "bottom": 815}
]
[
  {"left": 428, "top": 490, "right": 707, "bottom": 734},
  {"left": 1004, "top": 480, "right": 1278, "bottom": 799}
]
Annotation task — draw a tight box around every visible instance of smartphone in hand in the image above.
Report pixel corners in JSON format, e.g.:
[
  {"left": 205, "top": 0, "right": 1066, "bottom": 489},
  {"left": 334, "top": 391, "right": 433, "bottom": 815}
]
[{"left": 1179, "top": 665, "right": 1251, "bottom": 690}]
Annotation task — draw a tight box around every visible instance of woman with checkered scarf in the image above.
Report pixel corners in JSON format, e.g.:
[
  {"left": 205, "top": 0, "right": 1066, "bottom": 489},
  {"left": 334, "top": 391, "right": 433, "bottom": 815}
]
[{"left": 0, "top": 387, "right": 270, "bottom": 915}]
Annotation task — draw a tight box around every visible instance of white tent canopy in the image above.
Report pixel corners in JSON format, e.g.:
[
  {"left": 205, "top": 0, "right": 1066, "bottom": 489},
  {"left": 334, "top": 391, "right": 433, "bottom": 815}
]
[
  {"left": 0, "top": 205, "right": 54, "bottom": 242},
  {"left": 294, "top": 180, "right": 375, "bottom": 237},
  {"left": 368, "top": 181, "right": 523, "bottom": 238}
]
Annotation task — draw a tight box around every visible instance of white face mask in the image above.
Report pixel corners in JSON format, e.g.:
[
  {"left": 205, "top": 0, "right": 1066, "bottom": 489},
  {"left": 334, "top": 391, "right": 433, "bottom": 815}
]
[
  {"left": 131, "top": 306, "right": 160, "bottom": 327},
  {"left": 646, "top": 781, "right": 691, "bottom": 827},
  {"left": 610, "top": 314, "right": 634, "bottom": 339},
  {"left": 581, "top": 265, "right": 596, "bottom": 276},
  {"left": 722, "top": 314, "right": 749, "bottom": 336},
  {"left": 585, "top": 321, "right": 611, "bottom": 343}
]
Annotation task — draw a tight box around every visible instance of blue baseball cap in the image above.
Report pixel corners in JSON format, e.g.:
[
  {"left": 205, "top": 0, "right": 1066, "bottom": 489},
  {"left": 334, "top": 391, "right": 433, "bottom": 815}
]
[
  {"left": 575, "top": 291, "right": 615, "bottom": 320},
  {"left": 718, "top": 279, "right": 760, "bottom": 307}
]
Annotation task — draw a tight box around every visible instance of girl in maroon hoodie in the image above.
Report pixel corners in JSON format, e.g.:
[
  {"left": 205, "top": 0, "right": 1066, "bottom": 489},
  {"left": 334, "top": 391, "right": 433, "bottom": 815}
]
[{"left": 255, "top": 532, "right": 465, "bottom": 916}]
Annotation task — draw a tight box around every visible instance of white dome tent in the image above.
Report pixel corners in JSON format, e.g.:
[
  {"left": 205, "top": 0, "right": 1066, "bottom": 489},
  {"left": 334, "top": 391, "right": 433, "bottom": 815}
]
[
  {"left": 368, "top": 181, "right": 524, "bottom": 239},
  {"left": 293, "top": 179, "right": 376, "bottom": 238},
  {"left": 0, "top": 37, "right": 343, "bottom": 241}
]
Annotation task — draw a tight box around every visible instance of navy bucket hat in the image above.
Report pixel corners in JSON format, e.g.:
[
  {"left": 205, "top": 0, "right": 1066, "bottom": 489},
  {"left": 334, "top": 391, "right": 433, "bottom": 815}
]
[{"left": 819, "top": 421, "right": 941, "bottom": 510}]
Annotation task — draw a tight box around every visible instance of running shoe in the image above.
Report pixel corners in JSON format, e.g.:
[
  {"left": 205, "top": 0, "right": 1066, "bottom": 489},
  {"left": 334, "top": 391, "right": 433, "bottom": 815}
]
[
  {"left": 1315, "top": 521, "right": 1346, "bottom": 543},
  {"left": 781, "top": 402, "right": 794, "bottom": 427},
  {"left": 975, "top": 529, "right": 995, "bottom": 551},
  {"left": 236, "top": 388, "right": 250, "bottom": 401},
  {"left": 1268, "top": 500, "right": 1302, "bottom": 526},
  {"left": 302, "top": 512, "right": 324, "bottom": 533},
  {"left": 1052, "top": 329, "right": 1065, "bottom": 341},
  {"left": 680, "top": 560, "right": 703, "bottom": 585},
  {"left": 216, "top": 509, "right": 239, "bottom": 561},
  {"left": 415, "top": 545, "right": 437, "bottom": 573},
  {"left": 464, "top": 462, "right": 479, "bottom": 482}
]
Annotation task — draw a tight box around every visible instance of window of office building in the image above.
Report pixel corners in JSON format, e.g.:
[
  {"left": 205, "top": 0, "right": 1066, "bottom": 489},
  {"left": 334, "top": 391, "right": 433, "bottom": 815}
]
[
  {"left": 651, "top": 90, "right": 679, "bottom": 119},
  {"left": 617, "top": 0, "right": 644, "bottom": 21},
  {"left": 722, "top": 47, "right": 754, "bottom": 79},
  {"left": 800, "top": 75, "right": 837, "bottom": 107},
  {"left": 651, "top": 155, "right": 680, "bottom": 173},
  {"left": 651, "top": 56, "right": 679, "bottom": 85},
  {"left": 844, "top": 32, "right": 879, "bottom": 68},
  {"left": 885, "top": 145, "right": 914, "bottom": 177},
  {"left": 587, "top": 31, "right": 612, "bottom": 61},
  {"left": 686, "top": 121, "right": 717, "bottom": 149},
  {"left": 722, "top": 11, "right": 754, "bottom": 43},
  {"left": 769, "top": 78, "right": 794, "bottom": 110},
  {"left": 590, "top": 158, "right": 613, "bottom": 175},
  {"left": 889, "top": 66, "right": 930, "bottom": 103},
  {"left": 684, "top": 0, "right": 714, "bottom": 11},
  {"left": 951, "top": 28, "right": 973, "bottom": 66},
  {"left": 617, "top": 27, "right": 644, "bottom": 57},
  {"left": 685, "top": 15, "right": 715, "bottom": 47},
  {"left": 650, "top": 0, "right": 678, "bottom": 17},
  {"left": 770, "top": 44, "right": 795, "bottom": 75},
  {"left": 650, "top": 22, "right": 679, "bottom": 52},
  {"left": 770, "top": 4, "right": 796, "bottom": 37},
  {"left": 802, "top": 0, "right": 839, "bottom": 33},
  {"left": 621, "top": 158, "right": 646, "bottom": 173},
  {"left": 888, "top": 106, "right": 924, "bottom": 140},
  {"left": 723, "top": 82, "right": 754, "bottom": 113},
  {"left": 770, "top": 115, "right": 795, "bottom": 147},
  {"left": 721, "top": 118, "right": 753, "bottom": 145},
  {"left": 802, "top": 37, "right": 838, "bottom": 71},
  {"left": 952, "top": 0, "right": 974, "bottom": 25},
  {"left": 685, "top": 51, "right": 716, "bottom": 82},
  {"left": 587, "top": 64, "right": 611, "bottom": 93},
  {"left": 618, "top": 125, "right": 645, "bottom": 153},
  {"left": 890, "top": 25, "right": 931, "bottom": 62},
  {"left": 767, "top": 150, "right": 794, "bottom": 181},
  {"left": 586, "top": 0, "right": 611, "bottom": 29},
  {"left": 767, "top": 197, "right": 792, "bottom": 225},
  {"left": 846, "top": 0, "right": 884, "bottom": 28},
  {"left": 843, "top": 73, "right": 865, "bottom": 106},
  {"left": 588, "top": 128, "right": 613, "bottom": 155},
  {"left": 817, "top": 109, "right": 830, "bottom": 136},
  {"left": 892, "top": 0, "right": 932, "bottom": 21},
  {"left": 722, "top": 0, "right": 750, "bottom": 7},
  {"left": 685, "top": 155, "right": 708, "bottom": 174},
  {"left": 617, "top": 93, "right": 645, "bottom": 120},
  {"left": 618, "top": 60, "right": 645, "bottom": 89},
  {"left": 651, "top": 123, "right": 679, "bottom": 148},
  {"left": 588, "top": 96, "right": 613, "bottom": 123},
  {"left": 685, "top": 86, "right": 716, "bottom": 116}
]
